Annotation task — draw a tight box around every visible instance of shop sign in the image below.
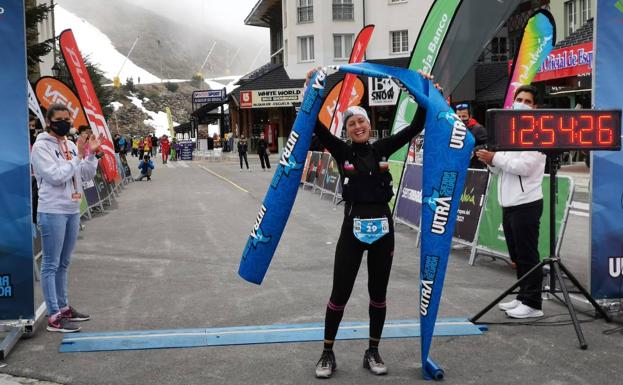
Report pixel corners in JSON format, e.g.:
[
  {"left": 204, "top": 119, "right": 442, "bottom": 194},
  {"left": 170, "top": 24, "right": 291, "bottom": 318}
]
[
  {"left": 240, "top": 88, "right": 304, "bottom": 109},
  {"left": 368, "top": 77, "right": 399, "bottom": 106},
  {"left": 509, "top": 42, "right": 593, "bottom": 82},
  {"left": 193, "top": 89, "right": 227, "bottom": 104}
]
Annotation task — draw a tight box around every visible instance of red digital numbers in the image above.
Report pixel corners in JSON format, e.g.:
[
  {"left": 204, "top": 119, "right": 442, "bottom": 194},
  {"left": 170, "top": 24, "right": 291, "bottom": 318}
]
[
  {"left": 492, "top": 109, "right": 621, "bottom": 151},
  {"left": 598, "top": 114, "right": 614, "bottom": 145}
]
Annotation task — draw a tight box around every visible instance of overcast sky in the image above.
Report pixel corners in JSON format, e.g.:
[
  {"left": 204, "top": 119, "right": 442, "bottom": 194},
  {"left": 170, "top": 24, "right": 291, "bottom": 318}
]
[{"left": 124, "top": 0, "right": 269, "bottom": 42}]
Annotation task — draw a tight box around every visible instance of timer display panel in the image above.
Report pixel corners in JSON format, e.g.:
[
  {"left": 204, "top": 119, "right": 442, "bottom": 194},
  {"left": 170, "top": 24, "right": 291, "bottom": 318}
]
[{"left": 486, "top": 109, "right": 621, "bottom": 151}]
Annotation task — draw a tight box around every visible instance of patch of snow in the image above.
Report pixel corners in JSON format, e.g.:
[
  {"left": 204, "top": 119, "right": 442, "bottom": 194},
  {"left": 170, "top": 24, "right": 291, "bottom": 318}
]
[
  {"left": 109, "top": 101, "right": 123, "bottom": 112},
  {"left": 127, "top": 96, "right": 177, "bottom": 137},
  {"left": 55, "top": 5, "right": 161, "bottom": 84}
]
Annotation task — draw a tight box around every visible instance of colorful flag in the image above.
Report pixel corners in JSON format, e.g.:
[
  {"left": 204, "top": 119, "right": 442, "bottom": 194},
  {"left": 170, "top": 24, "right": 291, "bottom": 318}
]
[
  {"left": 504, "top": 10, "right": 556, "bottom": 108},
  {"left": 35, "top": 76, "right": 89, "bottom": 129}
]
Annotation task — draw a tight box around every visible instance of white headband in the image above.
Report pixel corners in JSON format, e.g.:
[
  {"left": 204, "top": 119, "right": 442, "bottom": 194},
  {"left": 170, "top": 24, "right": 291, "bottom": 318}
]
[{"left": 343, "top": 106, "right": 370, "bottom": 126}]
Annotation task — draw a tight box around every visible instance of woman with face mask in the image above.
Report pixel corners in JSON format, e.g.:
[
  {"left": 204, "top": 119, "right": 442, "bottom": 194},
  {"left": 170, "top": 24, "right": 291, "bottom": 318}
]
[
  {"left": 31, "top": 104, "right": 101, "bottom": 333},
  {"left": 306, "top": 68, "right": 435, "bottom": 378}
]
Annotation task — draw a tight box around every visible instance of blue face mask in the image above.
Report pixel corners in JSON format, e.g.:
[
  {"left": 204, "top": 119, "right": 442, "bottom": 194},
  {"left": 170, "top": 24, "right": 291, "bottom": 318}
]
[{"left": 512, "top": 101, "right": 532, "bottom": 110}]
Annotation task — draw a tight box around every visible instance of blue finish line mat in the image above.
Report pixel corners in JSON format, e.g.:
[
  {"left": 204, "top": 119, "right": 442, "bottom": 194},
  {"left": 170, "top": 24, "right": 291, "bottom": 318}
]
[{"left": 59, "top": 318, "right": 487, "bottom": 353}]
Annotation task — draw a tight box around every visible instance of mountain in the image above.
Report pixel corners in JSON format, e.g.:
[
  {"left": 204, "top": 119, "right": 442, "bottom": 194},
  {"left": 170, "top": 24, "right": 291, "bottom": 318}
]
[{"left": 56, "top": 0, "right": 269, "bottom": 80}]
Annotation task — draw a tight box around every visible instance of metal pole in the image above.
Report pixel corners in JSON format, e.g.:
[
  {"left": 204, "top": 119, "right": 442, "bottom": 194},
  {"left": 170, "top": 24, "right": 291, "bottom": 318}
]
[{"left": 117, "top": 35, "right": 141, "bottom": 79}]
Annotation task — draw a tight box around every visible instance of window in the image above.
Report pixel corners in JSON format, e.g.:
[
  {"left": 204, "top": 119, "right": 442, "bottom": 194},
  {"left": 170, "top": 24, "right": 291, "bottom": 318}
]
[
  {"left": 333, "top": 34, "right": 354, "bottom": 60},
  {"left": 297, "top": 0, "right": 313, "bottom": 23},
  {"left": 298, "top": 36, "right": 314, "bottom": 62},
  {"left": 333, "top": 0, "right": 354, "bottom": 20},
  {"left": 565, "top": 0, "right": 576, "bottom": 36},
  {"left": 390, "top": 30, "right": 409, "bottom": 54},
  {"left": 490, "top": 37, "right": 508, "bottom": 62},
  {"left": 283, "top": 2, "right": 287, "bottom": 28},
  {"left": 580, "top": 0, "right": 591, "bottom": 24}
]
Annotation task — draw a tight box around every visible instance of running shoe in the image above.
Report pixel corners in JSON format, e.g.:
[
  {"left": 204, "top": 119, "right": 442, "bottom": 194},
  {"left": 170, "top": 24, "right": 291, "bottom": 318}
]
[
  {"left": 47, "top": 316, "right": 80, "bottom": 333},
  {"left": 61, "top": 306, "right": 91, "bottom": 322},
  {"left": 363, "top": 349, "right": 388, "bottom": 375},
  {"left": 315, "top": 350, "right": 337, "bottom": 378},
  {"left": 498, "top": 299, "right": 520, "bottom": 311}
]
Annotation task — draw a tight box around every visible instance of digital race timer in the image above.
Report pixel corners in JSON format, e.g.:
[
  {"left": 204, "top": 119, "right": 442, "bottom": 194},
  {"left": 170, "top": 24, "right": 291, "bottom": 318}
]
[{"left": 486, "top": 109, "right": 622, "bottom": 151}]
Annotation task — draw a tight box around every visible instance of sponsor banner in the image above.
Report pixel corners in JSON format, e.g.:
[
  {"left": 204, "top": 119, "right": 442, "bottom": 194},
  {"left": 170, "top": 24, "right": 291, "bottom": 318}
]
[
  {"left": 323, "top": 156, "right": 340, "bottom": 194},
  {"left": 165, "top": 107, "right": 174, "bottom": 138},
  {"left": 328, "top": 25, "right": 374, "bottom": 136},
  {"left": 301, "top": 151, "right": 312, "bottom": 184},
  {"left": 454, "top": 170, "right": 489, "bottom": 243},
  {"left": 192, "top": 89, "right": 226, "bottom": 104},
  {"left": 395, "top": 163, "right": 423, "bottom": 228},
  {"left": 477, "top": 174, "right": 571, "bottom": 260},
  {"left": 179, "top": 141, "right": 194, "bottom": 161},
  {"left": 35, "top": 77, "right": 89, "bottom": 129},
  {"left": 0, "top": 0, "right": 35, "bottom": 319},
  {"left": 239, "top": 71, "right": 326, "bottom": 284},
  {"left": 59, "top": 29, "right": 119, "bottom": 182},
  {"left": 503, "top": 10, "right": 556, "bottom": 108},
  {"left": 306, "top": 152, "right": 321, "bottom": 186},
  {"left": 240, "top": 88, "right": 304, "bottom": 109},
  {"left": 315, "top": 153, "right": 331, "bottom": 191},
  {"left": 28, "top": 82, "right": 45, "bottom": 127},
  {"left": 120, "top": 155, "right": 132, "bottom": 179},
  {"left": 93, "top": 166, "right": 112, "bottom": 202},
  {"left": 591, "top": 0, "right": 623, "bottom": 299},
  {"left": 318, "top": 78, "right": 365, "bottom": 132},
  {"left": 368, "top": 77, "right": 399, "bottom": 106},
  {"left": 82, "top": 180, "right": 100, "bottom": 208}
]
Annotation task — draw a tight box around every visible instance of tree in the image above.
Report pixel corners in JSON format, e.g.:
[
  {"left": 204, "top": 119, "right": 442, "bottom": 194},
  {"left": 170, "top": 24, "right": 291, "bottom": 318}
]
[
  {"left": 165, "top": 81, "right": 179, "bottom": 93},
  {"left": 25, "top": 0, "right": 55, "bottom": 79},
  {"left": 191, "top": 73, "right": 204, "bottom": 88}
]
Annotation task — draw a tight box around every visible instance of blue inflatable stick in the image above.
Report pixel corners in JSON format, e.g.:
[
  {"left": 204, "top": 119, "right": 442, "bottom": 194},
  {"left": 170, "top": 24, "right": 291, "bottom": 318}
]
[
  {"left": 238, "top": 71, "right": 327, "bottom": 285},
  {"left": 337, "top": 63, "right": 474, "bottom": 380}
]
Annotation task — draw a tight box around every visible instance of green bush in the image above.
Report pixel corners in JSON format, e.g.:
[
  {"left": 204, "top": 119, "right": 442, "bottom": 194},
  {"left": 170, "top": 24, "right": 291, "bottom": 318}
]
[{"left": 165, "top": 81, "right": 179, "bottom": 92}]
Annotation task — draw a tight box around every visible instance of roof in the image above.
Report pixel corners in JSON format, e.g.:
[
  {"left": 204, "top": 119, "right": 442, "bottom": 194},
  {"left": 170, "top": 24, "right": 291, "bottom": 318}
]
[
  {"left": 244, "top": 0, "right": 281, "bottom": 28},
  {"left": 230, "top": 57, "right": 412, "bottom": 105},
  {"left": 556, "top": 18, "right": 593, "bottom": 49},
  {"left": 191, "top": 100, "right": 229, "bottom": 118},
  {"left": 475, "top": 62, "right": 509, "bottom": 103},
  {"left": 173, "top": 122, "right": 192, "bottom": 134}
]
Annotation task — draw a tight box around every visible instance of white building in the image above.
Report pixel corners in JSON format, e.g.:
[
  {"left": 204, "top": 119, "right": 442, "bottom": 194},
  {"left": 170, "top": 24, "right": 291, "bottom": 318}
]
[{"left": 247, "top": 0, "right": 433, "bottom": 79}]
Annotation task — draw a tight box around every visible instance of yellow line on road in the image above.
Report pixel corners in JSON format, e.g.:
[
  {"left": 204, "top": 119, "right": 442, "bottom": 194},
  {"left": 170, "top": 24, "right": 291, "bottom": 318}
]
[{"left": 198, "top": 165, "right": 249, "bottom": 194}]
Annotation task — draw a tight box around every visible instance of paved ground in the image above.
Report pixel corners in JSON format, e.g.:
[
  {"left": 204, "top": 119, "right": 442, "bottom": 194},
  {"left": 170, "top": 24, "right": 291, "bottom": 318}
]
[{"left": 1, "top": 154, "right": 621, "bottom": 385}]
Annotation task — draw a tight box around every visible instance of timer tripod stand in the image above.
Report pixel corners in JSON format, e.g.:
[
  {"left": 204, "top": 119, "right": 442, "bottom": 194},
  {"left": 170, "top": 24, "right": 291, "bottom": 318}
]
[{"left": 470, "top": 152, "right": 611, "bottom": 349}]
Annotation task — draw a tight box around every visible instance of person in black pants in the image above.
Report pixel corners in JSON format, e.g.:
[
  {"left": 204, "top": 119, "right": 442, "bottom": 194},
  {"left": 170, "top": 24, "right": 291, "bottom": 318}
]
[
  {"left": 476, "top": 85, "right": 546, "bottom": 319},
  {"left": 237, "top": 135, "right": 250, "bottom": 171},
  {"left": 257, "top": 133, "right": 271, "bottom": 171},
  {"left": 309, "top": 68, "right": 434, "bottom": 379}
]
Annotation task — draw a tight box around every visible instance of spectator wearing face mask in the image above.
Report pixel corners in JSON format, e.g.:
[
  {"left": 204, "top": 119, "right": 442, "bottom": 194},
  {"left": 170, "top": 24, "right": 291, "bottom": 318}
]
[
  {"left": 31, "top": 104, "right": 101, "bottom": 333},
  {"left": 455, "top": 103, "right": 487, "bottom": 169},
  {"left": 476, "top": 85, "right": 547, "bottom": 320}
]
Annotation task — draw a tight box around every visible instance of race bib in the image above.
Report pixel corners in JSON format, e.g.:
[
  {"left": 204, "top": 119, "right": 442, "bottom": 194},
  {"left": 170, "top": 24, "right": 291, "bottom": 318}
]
[{"left": 353, "top": 217, "right": 390, "bottom": 244}]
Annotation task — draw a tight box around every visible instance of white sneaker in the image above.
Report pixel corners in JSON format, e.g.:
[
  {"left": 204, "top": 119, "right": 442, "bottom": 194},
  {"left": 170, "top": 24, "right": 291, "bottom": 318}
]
[
  {"left": 506, "top": 303, "right": 544, "bottom": 319},
  {"left": 498, "top": 299, "right": 520, "bottom": 311}
]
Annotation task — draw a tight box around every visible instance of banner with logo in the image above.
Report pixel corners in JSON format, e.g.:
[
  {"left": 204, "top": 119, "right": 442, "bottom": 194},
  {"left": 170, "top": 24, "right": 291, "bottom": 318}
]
[
  {"left": 476, "top": 175, "right": 572, "bottom": 260},
  {"left": 368, "top": 77, "right": 399, "bottom": 106},
  {"left": 239, "top": 71, "right": 326, "bottom": 285},
  {"left": 28, "top": 82, "right": 45, "bottom": 127},
  {"left": 591, "top": 0, "right": 623, "bottom": 299},
  {"left": 328, "top": 25, "right": 374, "bottom": 136},
  {"left": 454, "top": 170, "right": 489, "bottom": 243},
  {"left": 315, "top": 153, "right": 331, "bottom": 191},
  {"left": 0, "top": 0, "right": 35, "bottom": 319},
  {"left": 395, "top": 163, "right": 423, "bottom": 228},
  {"left": 323, "top": 156, "right": 340, "bottom": 195},
  {"left": 503, "top": 10, "right": 556, "bottom": 108},
  {"left": 337, "top": 63, "right": 474, "bottom": 380},
  {"left": 165, "top": 107, "right": 175, "bottom": 138},
  {"left": 318, "top": 79, "right": 365, "bottom": 132},
  {"left": 35, "top": 76, "right": 89, "bottom": 129},
  {"left": 305, "top": 152, "right": 321, "bottom": 186},
  {"left": 59, "top": 29, "right": 118, "bottom": 183},
  {"left": 82, "top": 179, "right": 100, "bottom": 208}
]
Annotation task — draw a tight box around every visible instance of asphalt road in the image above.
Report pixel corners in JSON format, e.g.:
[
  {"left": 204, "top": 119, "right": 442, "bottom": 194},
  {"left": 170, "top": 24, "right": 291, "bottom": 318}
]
[{"left": 1, "top": 155, "right": 621, "bottom": 385}]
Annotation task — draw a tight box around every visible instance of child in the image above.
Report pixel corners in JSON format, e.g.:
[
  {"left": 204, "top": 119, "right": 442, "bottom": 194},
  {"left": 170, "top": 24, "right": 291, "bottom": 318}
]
[{"left": 136, "top": 154, "right": 155, "bottom": 181}]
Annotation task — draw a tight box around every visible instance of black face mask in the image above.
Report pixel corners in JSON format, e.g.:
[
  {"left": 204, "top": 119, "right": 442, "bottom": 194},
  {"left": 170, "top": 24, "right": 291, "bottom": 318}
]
[
  {"left": 461, "top": 119, "right": 470, "bottom": 126},
  {"left": 49, "top": 120, "right": 71, "bottom": 137}
]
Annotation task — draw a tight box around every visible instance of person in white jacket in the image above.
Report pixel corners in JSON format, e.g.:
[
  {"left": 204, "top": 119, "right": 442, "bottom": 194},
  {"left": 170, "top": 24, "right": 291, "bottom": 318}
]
[
  {"left": 476, "top": 85, "right": 546, "bottom": 319},
  {"left": 31, "top": 104, "right": 101, "bottom": 333}
]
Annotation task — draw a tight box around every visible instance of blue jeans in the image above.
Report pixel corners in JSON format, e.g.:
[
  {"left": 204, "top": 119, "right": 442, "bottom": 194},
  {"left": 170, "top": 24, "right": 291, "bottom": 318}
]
[{"left": 38, "top": 212, "right": 80, "bottom": 316}]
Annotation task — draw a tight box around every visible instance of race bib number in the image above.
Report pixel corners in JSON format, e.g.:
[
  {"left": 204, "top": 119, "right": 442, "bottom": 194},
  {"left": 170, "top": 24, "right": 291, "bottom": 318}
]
[{"left": 353, "top": 217, "right": 390, "bottom": 244}]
